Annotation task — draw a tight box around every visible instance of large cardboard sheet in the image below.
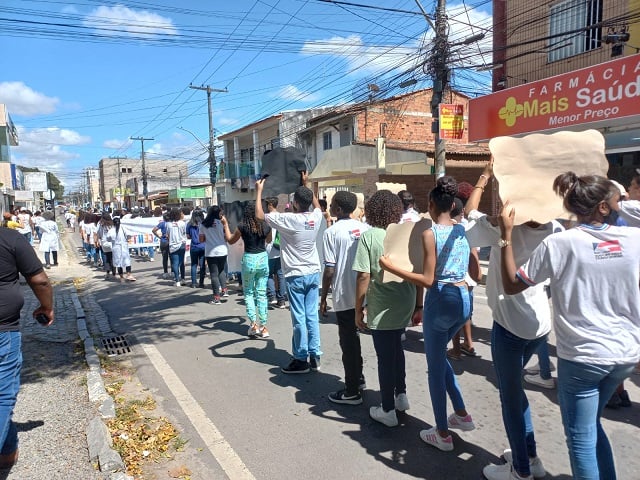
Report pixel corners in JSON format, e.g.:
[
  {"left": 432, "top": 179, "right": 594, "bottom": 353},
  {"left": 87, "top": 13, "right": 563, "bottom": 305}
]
[
  {"left": 382, "top": 216, "right": 432, "bottom": 283},
  {"left": 490, "top": 129, "right": 609, "bottom": 224}
]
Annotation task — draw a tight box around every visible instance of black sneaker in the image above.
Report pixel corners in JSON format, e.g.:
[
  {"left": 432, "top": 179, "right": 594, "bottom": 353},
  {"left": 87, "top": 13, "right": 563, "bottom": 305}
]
[
  {"left": 619, "top": 389, "right": 632, "bottom": 407},
  {"left": 276, "top": 300, "right": 287, "bottom": 309},
  {"left": 309, "top": 356, "right": 321, "bottom": 372},
  {"left": 329, "top": 389, "right": 363, "bottom": 405},
  {"left": 281, "top": 359, "right": 310, "bottom": 374}
]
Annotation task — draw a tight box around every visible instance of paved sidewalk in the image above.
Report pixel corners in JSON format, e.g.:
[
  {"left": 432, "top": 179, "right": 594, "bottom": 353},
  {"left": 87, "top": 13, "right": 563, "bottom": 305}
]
[{"left": 7, "top": 234, "right": 107, "bottom": 479}]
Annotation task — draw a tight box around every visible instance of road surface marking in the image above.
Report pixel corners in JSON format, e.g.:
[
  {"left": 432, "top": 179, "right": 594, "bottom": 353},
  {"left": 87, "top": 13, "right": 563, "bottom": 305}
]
[{"left": 142, "top": 343, "right": 256, "bottom": 480}]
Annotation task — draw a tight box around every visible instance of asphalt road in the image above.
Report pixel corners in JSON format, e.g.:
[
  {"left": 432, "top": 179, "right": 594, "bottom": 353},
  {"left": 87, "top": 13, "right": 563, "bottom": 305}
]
[{"left": 67, "top": 232, "right": 640, "bottom": 480}]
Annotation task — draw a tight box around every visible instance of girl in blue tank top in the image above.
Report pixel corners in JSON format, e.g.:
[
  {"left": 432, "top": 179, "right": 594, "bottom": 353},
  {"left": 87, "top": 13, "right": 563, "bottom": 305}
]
[{"left": 380, "top": 176, "right": 476, "bottom": 452}]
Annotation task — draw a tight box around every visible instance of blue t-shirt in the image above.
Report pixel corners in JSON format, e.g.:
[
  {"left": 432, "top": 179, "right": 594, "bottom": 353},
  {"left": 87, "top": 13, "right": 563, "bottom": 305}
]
[
  {"left": 187, "top": 224, "right": 204, "bottom": 250},
  {"left": 432, "top": 223, "right": 469, "bottom": 283},
  {"left": 156, "top": 221, "right": 168, "bottom": 239}
]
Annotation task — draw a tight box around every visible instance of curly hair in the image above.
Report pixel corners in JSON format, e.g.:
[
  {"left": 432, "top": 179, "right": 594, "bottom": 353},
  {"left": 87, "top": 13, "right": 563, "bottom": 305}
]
[
  {"left": 242, "top": 202, "right": 267, "bottom": 235},
  {"left": 456, "top": 181, "right": 474, "bottom": 203},
  {"left": 429, "top": 176, "right": 458, "bottom": 213},
  {"left": 365, "top": 190, "right": 403, "bottom": 228},
  {"left": 332, "top": 191, "right": 357, "bottom": 215}
]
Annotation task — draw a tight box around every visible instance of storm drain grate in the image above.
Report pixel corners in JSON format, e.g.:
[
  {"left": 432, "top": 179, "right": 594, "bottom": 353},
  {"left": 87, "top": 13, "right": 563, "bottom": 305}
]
[{"left": 101, "top": 335, "right": 131, "bottom": 356}]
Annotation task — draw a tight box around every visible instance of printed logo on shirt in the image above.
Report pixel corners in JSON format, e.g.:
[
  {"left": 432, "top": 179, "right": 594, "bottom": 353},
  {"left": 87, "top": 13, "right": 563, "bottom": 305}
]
[
  {"left": 305, "top": 220, "right": 316, "bottom": 230},
  {"left": 592, "top": 240, "right": 622, "bottom": 260},
  {"left": 349, "top": 228, "right": 361, "bottom": 241}
]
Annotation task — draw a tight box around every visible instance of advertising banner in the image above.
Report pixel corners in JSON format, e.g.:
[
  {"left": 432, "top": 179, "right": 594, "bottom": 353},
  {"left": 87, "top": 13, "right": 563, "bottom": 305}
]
[
  {"left": 468, "top": 55, "right": 640, "bottom": 141},
  {"left": 24, "top": 172, "right": 48, "bottom": 192},
  {"left": 439, "top": 104, "right": 464, "bottom": 139}
]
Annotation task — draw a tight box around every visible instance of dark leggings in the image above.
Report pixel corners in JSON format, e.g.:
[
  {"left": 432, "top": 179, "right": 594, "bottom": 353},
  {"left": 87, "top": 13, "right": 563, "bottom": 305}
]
[
  {"left": 206, "top": 255, "right": 228, "bottom": 295},
  {"left": 160, "top": 244, "right": 169, "bottom": 273},
  {"left": 104, "top": 251, "right": 113, "bottom": 272},
  {"left": 114, "top": 266, "right": 132, "bottom": 275},
  {"left": 44, "top": 251, "right": 58, "bottom": 265}
]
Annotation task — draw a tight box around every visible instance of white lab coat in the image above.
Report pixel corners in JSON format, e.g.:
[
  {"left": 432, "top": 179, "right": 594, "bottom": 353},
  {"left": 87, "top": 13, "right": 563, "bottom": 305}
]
[
  {"left": 107, "top": 225, "right": 131, "bottom": 268},
  {"left": 38, "top": 220, "right": 59, "bottom": 253}
]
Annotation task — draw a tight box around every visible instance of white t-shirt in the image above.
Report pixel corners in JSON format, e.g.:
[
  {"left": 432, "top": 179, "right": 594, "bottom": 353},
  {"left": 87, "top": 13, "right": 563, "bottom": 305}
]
[
  {"left": 323, "top": 218, "right": 370, "bottom": 311},
  {"left": 465, "top": 210, "right": 561, "bottom": 339},
  {"left": 17, "top": 213, "right": 31, "bottom": 234},
  {"left": 265, "top": 208, "right": 323, "bottom": 278},
  {"left": 399, "top": 208, "right": 421, "bottom": 224},
  {"left": 167, "top": 220, "right": 186, "bottom": 253},
  {"left": 199, "top": 222, "right": 228, "bottom": 257},
  {"left": 517, "top": 224, "right": 640, "bottom": 365},
  {"left": 618, "top": 199, "right": 640, "bottom": 227}
]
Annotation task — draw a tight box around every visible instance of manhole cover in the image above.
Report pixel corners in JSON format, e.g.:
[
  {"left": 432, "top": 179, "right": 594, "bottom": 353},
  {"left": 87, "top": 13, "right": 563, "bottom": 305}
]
[{"left": 101, "top": 335, "right": 131, "bottom": 356}]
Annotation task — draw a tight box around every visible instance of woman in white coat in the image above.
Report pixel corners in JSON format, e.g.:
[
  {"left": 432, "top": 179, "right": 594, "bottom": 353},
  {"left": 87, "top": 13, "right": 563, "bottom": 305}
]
[
  {"left": 38, "top": 210, "right": 59, "bottom": 268},
  {"left": 107, "top": 216, "right": 136, "bottom": 282}
]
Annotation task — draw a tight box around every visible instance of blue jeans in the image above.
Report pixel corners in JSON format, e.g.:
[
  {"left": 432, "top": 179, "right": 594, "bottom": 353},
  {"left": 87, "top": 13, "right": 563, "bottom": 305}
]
[
  {"left": 0, "top": 332, "right": 22, "bottom": 456},
  {"left": 423, "top": 282, "right": 470, "bottom": 431},
  {"left": 241, "top": 252, "right": 269, "bottom": 324},
  {"left": 146, "top": 246, "right": 155, "bottom": 259},
  {"left": 190, "top": 247, "right": 205, "bottom": 286},
  {"left": 491, "top": 322, "right": 547, "bottom": 476},
  {"left": 536, "top": 340, "right": 552, "bottom": 380},
  {"left": 169, "top": 246, "right": 186, "bottom": 282},
  {"left": 267, "top": 257, "right": 287, "bottom": 301},
  {"left": 286, "top": 273, "right": 322, "bottom": 361},
  {"left": 557, "top": 358, "right": 635, "bottom": 479},
  {"left": 371, "top": 329, "right": 406, "bottom": 412}
]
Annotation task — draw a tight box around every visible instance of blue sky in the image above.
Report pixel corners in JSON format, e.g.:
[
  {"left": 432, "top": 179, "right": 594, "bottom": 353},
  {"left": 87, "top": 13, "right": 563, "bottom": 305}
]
[{"left": 1, "top": 0, "right": 493, "bottom": 192}]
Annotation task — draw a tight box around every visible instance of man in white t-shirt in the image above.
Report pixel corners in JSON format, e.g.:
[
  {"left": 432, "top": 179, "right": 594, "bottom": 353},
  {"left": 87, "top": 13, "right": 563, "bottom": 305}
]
[
  {"left": 17, "top": 208, "right": 32, "bottom": 244},
  {"left": 320, "top": 191, "right": 370, "bottom": 405},
  {"left": 397, "top": 190, "right": 421, "bottom": 224},
  {"left": 464, "top": 165, "right": 559, "bottom": 480},
  {"left": 256, "top": 173, "right": 323, "bottom": 374}
]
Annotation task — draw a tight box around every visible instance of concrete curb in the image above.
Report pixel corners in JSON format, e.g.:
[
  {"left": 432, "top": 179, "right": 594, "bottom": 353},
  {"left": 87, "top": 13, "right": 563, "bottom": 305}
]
[{"left": 61, "top": 238, "right": 133, "bottom": 480}]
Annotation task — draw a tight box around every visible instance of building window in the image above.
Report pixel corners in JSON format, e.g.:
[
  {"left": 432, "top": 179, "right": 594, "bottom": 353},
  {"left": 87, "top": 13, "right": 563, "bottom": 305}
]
[
  {"left": 323, "top": 131, "right": 332, "bottom": 151},
  {"left": 122, "top": 167, "right": 132, "bottom": 173},
  {"left": 548, "top": 0, "right": 602, "bottom": 62}
]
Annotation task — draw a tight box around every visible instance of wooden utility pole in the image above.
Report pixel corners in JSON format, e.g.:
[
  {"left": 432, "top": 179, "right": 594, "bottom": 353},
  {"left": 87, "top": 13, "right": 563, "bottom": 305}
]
[{"left": 130, "top": 137, "right": 153, "bottom": 208}]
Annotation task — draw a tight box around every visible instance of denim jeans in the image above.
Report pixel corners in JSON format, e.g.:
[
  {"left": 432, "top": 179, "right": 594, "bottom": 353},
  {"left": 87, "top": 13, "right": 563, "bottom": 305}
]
[
  {"left": 491, "top": 322, "right": 547, "bottom": 476},
  {"left": 536, "top": 340, "right": 552, "bottom": 380},
  {"left": 206, "top": 256, "right": 227, "bottom": 295},
  {"left": 371, "top": 329, "right": 405, "bottom": 412},
  {"left": 0, "top": 332, "right": 22, "bottom": 456},
  {"left": 267, "top": 257, "right": 287, "bottom": 301},
  {"left": 169, "top": 246, "right": 186, "bottom": 282},
  {"left": 336, "top": 309, "right": 363, "bottom": 395},
  {"left": 557, "top": 358, "right": 635, "bottom": 479},
  {"left": 286, "top": 273, "right": 322, "bottom": 360},
  {"left": 423, "top": 282, "right": 470, "bottom": 431},
  {"left": 241, "top": 252, "right": 269, "bottom": 325},
  {"left": 146, "top": 246, "right": 155, "bottom": 259},
  {"left": 190, "top": 247, "right": 206, "bottom": 286}
]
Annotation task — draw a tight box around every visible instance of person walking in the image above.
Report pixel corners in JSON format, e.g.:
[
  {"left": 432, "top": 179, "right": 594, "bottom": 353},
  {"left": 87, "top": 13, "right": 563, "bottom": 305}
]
[
  {"left": 463, "top": 161, "right": 559, "bottom": 479},
  {"left": 380, "top": 177, "right": 476, "bottom": 448},
  {"left": 167, "top": 207, "right": 187, "bottom": 287},
  {"left": 354, "top": 190, "right": 416, "bottom": 426},
  {"left": 96, "top": 213, "right": 115, "bottom": 280},
  {"left": 38, "top": 210, "right": 59, "bottom": 269},
  {"left": 107, "top": 215, "right": 136, "bottom": 282},
  {"left": 264, "top": 197, "right": 287, "bottom": 309},
  {"left": 187, "top": 209, "right": 206, "bottom": 288},
  {"left": 0, "top": 226, "right": 54, "bottom": 470},
  {"left": 255, "top": 172, "right": 323, "bottom": 374},
  {"left": 321, "top": 191, "right": 370, "bottom": 405},
  {"left": 152, "top": 212, "right": 171, "bottom": 279},
  {"left": 223, "top": 203, "right": 271, "bottom": 338},
  {"left": 499, "top": 172, "right": 640, "bottom": 480},
  {"left": 199, "top": 206, "right": 229, "bottom": 304}
]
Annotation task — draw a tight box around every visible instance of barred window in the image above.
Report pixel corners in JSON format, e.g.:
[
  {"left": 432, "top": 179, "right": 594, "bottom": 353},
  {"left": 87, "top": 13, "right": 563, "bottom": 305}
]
[
  {"left": 323, "top": 131, "right": 332, "bottom": 151},
  {"left": 548, "top": 0, "right": 602, "bottom": 62}
]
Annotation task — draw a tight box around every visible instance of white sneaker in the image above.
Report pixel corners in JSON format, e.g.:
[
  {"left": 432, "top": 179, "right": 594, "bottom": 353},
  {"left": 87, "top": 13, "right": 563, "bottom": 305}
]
[
  {"left": 369, "top": 405, "right": 398, "bottom": 427},
  {"left": 175, "top": 281, "right": 181, "bottom": 287},
  {"left": 395, "top": 393, "right": 410, "bottom": 411},
  {"left": 524, "top": 362, "right": 556, "bottom": 375},
  {"left": 523, "top": 374, "right": 555, "bottom": 389},
  {"left": 483, "top": 463, "right": 532, "bottom": 480},
  {"left": 503, "top": 449, "right": 546, "bottom": 479},
  {"left": 419, "top": 427, "right": 453, "bottom": 451},
  {"left": 447, "top": 412, "right": 476, "bottom": 431}
]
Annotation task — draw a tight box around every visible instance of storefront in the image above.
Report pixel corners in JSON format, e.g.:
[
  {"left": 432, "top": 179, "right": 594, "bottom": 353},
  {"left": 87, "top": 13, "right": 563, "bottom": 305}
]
[{"left": 469, "top": 54, "right": 640, "bottom": 185}]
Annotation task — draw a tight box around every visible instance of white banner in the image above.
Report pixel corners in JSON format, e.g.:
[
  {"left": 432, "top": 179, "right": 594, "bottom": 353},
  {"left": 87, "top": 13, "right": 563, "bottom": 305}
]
[
  {"left": 24, "top": 172, "right": 48, "bottom": 192},
  {"left": 14, "top": 190, "right": 35, "bottom": 201}
]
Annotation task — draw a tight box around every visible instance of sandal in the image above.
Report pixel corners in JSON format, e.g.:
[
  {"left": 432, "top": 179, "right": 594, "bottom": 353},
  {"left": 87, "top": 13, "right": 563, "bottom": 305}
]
[
  {"left": 460, "top": 345, "right": 477, "bottom": 357},
  {"left": 447, "top": 348, "right": 462, "bottom": 361},
  {"left": 125, "top": 275, "right": 136, "bottom": 282}
]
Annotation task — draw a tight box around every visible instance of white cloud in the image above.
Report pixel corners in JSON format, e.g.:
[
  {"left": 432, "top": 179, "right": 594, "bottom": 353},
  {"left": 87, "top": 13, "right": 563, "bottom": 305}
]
[
  {"left": 0, "top": 82, "right": 59, "bottom": 116},
  {"left": 274, "top": 85, "right": 321, "bottom": 103},
  {"left": 83, "top": 5, "right": 178, "bottom": 37},
  {"left": 301, "top": 35, "right": 416, "bottom": 76},
  {"left": 103, "top": 138, "right": 133, "bottom": 149},
  {"left": 12, "top": 126, "right": 90, "bottom": 176}
]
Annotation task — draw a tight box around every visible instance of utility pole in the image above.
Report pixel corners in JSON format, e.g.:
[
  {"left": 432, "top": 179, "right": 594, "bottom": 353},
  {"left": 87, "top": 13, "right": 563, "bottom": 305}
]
[
  {"left": 431, "top": 0, "right": 449, "bottom": 178},
  {"left": 189, "top": 84, "right": 228, "bottom": 188},
  {"left": 108, "top": 155, "right": 127, "bottom": 210},
  {"left": 130, "top": 137, "right": 153, "bottom": 208}
]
